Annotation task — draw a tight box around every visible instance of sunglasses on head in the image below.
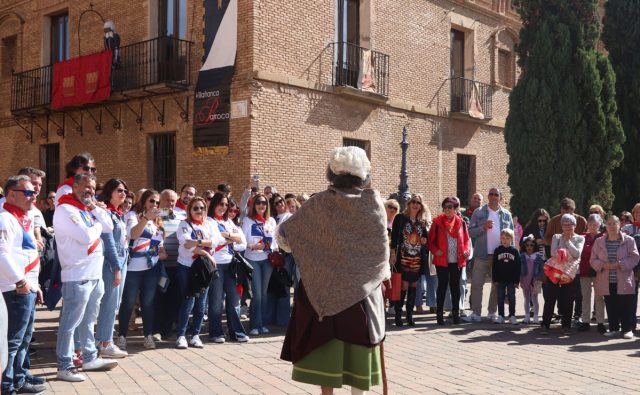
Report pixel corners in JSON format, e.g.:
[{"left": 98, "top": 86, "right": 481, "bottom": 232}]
[
  {"left": 13, "top": 189, "right": 35, "bottom": 197},
  {"left": 82, "top": 166, "right": 97, "bottom": 174},
  {"left": 191, "top": 206, "right": 205, "bottom": 212}
]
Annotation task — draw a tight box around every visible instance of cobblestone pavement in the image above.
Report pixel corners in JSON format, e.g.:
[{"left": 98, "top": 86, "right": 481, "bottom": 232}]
[{"left": 27, "top": 286, "right": 640, "bottom": 394}]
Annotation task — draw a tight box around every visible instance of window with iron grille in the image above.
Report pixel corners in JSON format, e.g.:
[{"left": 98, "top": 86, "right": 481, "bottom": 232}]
[
  {"left": 39, "top": 143, "right": 60, "bottom": 196},
  {"left": 457, "top": 154, "right": 476, "bottom": 207},
  {"left": 498, "top": 49, "right": 514, "bottom": 88},
  {"left": 150, "top": 133, "right": 176, "bottom": 191},
  {"left": 343, "top": 138, "right": 371, "bottom": 159}
]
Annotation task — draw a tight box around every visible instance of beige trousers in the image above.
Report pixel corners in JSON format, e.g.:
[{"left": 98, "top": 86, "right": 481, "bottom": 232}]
[
  {"left": 470, "top": 256, "right": 497, "bottom": 316},
  {"left": 580, "top": 276, "right": 605, "bottom": 324}
]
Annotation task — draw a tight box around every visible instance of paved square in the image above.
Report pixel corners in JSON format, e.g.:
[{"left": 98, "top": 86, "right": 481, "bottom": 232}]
[{"left": 27, "top": 286, "right": 640, "bottom": 394}]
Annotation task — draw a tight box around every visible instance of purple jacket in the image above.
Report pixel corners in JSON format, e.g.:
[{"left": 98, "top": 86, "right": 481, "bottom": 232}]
[{"left": 590, "top": 233, "right": 640, "bottom": 296}]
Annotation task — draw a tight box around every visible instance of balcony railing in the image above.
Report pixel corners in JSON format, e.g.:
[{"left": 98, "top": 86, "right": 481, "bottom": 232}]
[
  {"left": 11, "top": 36, "right": 192, "bottom": 113},
  {"left": 450, "top": 77, "right": 493, "bottom": 119},
  {"left": 330, "top": 42, "right": 389, "bottom": 97}
]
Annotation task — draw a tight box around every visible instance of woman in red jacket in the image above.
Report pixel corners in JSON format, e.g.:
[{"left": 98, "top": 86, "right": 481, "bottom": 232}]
[{"left": 428, "top": 196, "right": 471, "bottom": 325}]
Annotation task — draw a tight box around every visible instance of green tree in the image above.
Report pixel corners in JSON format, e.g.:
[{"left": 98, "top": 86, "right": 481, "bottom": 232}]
[
  {"left": 602, "top": 0, "right": 640, "bottom": 213},
  {"left": 505, "top": 0, "right": 624, "bottom": 218}
]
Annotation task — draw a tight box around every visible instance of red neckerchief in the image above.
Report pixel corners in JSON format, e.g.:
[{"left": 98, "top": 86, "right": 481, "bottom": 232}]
[
  {"left": 191, "top": 218, "right": 204, "bottom": 225},
  {"left": 434, "top": 213, "right": 461, "bottom": 238},
  {"left": 107, "top": 203, "right": 123, "bottom": 216},
  {"left": 467, "top": 207, "right": 476, "bottom": 217},
  {"left": 633, "top": 221, "right": 640, "bottom": 228},
  {"left": 255, "top": 214, "right": 266, "bottom": 223},
  {"left": 214, "top": 214, "right": 224, "bottom": 221},
  {"left": 57, "top": 194, "right": 89, "bottom": 211},
  {"left": 3, "top": 203, "right": 31, "bottom": 232},
  {"left": 175, "top": 200, "right": 187, "bottom": 210},
  {"left": 57, "top": 177, "right": 74, "bottom": 191}
]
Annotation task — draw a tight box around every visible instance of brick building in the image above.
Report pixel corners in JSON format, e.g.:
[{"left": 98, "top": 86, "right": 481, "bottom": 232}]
[{"left": 0, "top": 0, "right": 520, "bottom": 212}]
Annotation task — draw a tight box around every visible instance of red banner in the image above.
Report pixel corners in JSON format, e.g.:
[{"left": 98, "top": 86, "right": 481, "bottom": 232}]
[{"left": 51, "top": 50, "right": 112, "bottom": 109}]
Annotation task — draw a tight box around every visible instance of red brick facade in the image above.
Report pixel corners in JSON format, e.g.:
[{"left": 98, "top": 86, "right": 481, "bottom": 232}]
[{"left": 0, "top": 0, "right": 521, "bottom": 212}]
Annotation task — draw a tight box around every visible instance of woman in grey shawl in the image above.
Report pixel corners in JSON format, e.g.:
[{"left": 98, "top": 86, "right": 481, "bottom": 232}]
[{"left": 277, "top": 146, "right": 390, "bottom": 395}]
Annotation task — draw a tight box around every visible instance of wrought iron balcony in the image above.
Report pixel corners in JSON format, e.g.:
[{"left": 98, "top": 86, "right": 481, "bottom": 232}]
[
  {"left": 11, "top": 36, "right": 193, "bottom": 114},
  {"left": 450, "top": 77, "right": 493, "bottom": 120},
  {"left": 330, "top": 42, "right": 389, "bottom": 97}
]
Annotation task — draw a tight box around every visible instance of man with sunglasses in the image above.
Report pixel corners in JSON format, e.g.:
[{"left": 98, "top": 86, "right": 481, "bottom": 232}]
[
  {"left": 0, "top": 175, "right": 46, "bottom": 394},
  {"left": 54, "top": 174, "right": 118, "bottom": 382},
  {"left": 465, "top": 188, "right": 514, "bottom": 323}
]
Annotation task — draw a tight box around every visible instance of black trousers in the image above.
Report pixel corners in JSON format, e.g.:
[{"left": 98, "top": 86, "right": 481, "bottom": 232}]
[
  {"left": 604, "top": 283, "right": 635, "bottom": 332},
  {"left": 542, "top": 279, "right": 577, "bottom": 329},
  {"left": 436, "top": 262, "right": 461, "bottom": 313},
  {"left": 153, "top": 265, "right": 181, "bottom": 336}
]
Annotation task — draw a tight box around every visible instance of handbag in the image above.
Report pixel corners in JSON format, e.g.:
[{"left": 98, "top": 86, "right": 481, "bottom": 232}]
[
  {"left": 185, "top": 222, "right": 219, "bottom": 297},
  {"left": 268, "top": 250, "right": 285, "bottom": 268},
  {"left": 385, "top": 263, "right": 402, "bottom": 301}
]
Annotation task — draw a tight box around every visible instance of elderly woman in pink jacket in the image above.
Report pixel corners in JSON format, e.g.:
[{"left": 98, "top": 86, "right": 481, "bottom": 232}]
[{"left": 590, "top": 215, "right": 640, "bottom": 340}]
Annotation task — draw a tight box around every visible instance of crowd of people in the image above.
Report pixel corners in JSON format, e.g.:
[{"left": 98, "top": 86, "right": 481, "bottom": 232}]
[{"left": 1, "top": 148, "right": 640, "bottom": 395}]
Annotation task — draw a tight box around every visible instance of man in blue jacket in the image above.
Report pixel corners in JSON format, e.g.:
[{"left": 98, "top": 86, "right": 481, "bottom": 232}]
[{"left": 464, "top": 188, "right": 514, "bottom": 323}]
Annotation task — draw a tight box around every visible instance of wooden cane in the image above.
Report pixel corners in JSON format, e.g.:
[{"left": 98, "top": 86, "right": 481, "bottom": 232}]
[{"left": 380, "top": 339, "right": 388, "bottom": 395}]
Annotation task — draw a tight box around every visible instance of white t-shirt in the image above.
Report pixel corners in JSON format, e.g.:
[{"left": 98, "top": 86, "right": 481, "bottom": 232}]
[
  {"left": 127, "top": 216, "right": 164, "bottom": 272},
  {"left": 210, "top": 217, "right": 247, "bottom": 265},
  {"left": 176, "top": 218, "right": 225, "bottom": 267},
  {"left": 241, "top": 217, "right": 278, "bottom": 262},
  {"left": 487, "top": 208, "right": 501, "bottom": 255}
]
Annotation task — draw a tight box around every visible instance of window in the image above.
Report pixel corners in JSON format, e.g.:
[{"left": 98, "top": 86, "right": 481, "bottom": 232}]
[
  {"left": 50, "top": 13, "right": 69, "bottom": 64},
  {"left": 498, "top": 49, "right": 514, "bottom": 88},
  {"left": 150, "top": 133, "right": 176, "bottom": 191},
  {"left": 335, "top": 0, "right": 360, "bottom": 89},
  {"left": 456, "top": 154, "right": 475, "bottom": 207},
  {"left": 338, "top": 0, "right": 359, "bottom": 46},
  {"left": 450, "top": 29, "right": 465, "bottom": 79},
  {"left": 343, "top": 138, "right": 371, "bottom": 159},
  {"left": 2, "top": 35, "right": 17, "bottom": 77},
  {"left": 39, "top": 143, "right": 60, "bottom": 196},
  {"left": 159, "top": 0, "right": 187, "bottom": 39}
]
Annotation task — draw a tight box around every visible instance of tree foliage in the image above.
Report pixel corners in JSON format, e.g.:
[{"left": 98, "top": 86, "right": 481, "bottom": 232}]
[
  {"left": 602, "top": 0, "right": 640, "bottom": 212},
  {"left": 505, "top": 0, "right": 624, "bottom": 218}
]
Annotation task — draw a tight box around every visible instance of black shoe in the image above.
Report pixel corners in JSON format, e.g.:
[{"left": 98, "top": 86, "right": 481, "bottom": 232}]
[
  {"left": 452, "top": 311, "right": 460, "bottom": 325},
  {"left": 597, "top": 323, "right": 607, "bottom": 334},
  {"left": 540, "top": 325, "right": 549, "bottom": 335},
  {"left": 436, "top": 310, "right": 445, "bottom": 325},
  {"left": 577, "top": 323, "right": 590, "bottom": 332},
  {"left": 25, "top": 376, "right": 45, "bottom": 385},
  {"left": 16, "top": 382, "right": 46, "bottom": 394}
]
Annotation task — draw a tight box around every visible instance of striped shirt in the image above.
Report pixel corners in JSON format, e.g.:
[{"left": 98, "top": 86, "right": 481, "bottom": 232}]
[
  {"left": 447, "top": 233, "right": 458, "bottom": 263},
  {"left": 606, "top": 239, "right": 621, "bottom": 283}
]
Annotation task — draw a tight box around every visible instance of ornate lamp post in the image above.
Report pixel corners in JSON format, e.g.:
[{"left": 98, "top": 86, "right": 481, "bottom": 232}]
[{"left": 391, "top": 126, "right": 411, "bottom": 210}]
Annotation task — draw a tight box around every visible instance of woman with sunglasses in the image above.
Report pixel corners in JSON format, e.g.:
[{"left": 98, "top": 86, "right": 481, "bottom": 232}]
[
  {"left": 54, "top": 152, "right": 96, "bottom": 206},
  {"left": 241, "top": 192, "right": 278, "bottom": 335},
  {"left": 428, "top": 197, "right": 471, "bottom": 325},
  {"left": 94, "top": 179, "right": 130, "bottom": 359},
  {"left": 271, "top": 193, "right": 296, "bottom": 326},
  {"left": 117, "top": 189, "right": 166, "bottom": 350},
  {"left": 226, "top": 198, "right": 240, "bottom": 225},
  {"left": 522, "top": 208, "right": 551, "bottom": 259},
  {"left": 578, "top": 214, "right": 606, "bottom": 332},
  {"left": 390, "top": 193, "right": 431, "bottom": 326},
  {"left": 175, "top": 197, "right": 225, "bottom": 349},
  {"left": 206, "top": 192, "right": 249, "bottom": 343}
]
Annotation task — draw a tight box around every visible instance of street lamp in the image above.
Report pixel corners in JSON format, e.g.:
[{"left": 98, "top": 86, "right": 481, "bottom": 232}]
[{"left": 391, "top": 125, "right": 411, "bottom": 210}]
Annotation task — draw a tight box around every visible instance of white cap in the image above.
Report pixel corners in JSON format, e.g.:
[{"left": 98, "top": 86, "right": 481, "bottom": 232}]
[{"left": 328, "top": 146, "right": 371, "bottom": 181}]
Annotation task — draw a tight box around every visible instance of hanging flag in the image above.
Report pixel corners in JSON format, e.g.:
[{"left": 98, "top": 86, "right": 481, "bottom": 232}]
[
  {"left": 193, "top": 0, "right": 237, "bottom": 148},
  {"left": 51, "top": 50, "right": 112, "bottom": 109}
]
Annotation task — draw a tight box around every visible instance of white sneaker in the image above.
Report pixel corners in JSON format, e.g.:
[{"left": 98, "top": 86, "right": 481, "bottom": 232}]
[
  {"left": 488, "top": 313, "right": 499, "bottom": 322},
  {"left": 211, "top": 336, "right": 225, "bottom": 344},
  {"left": 143, "top": 335, "right": 156, "bottom": 349},
  {"left": 248, "top": 328, "right": 259, "bottom": 336},
  {"left": 532, "top": 316, "right": 540, "bottom": 324},
  {"left": 189, "top": 335, "right": 204, "bottom": 348},
  {"left": 116, "top": 336, "right": 127, "bottom": 350},
  {"left": 152, "top": 333, "right": 162, "bottom": 342},
  {"left": 240, "top": 305, "right": 248, "bottom": 319},
  {"left": 203, "top": 314, "right": 209, "bottom": 322},
  {"left": 82, "top": 357, "right": 118, "bottom": 371},
  {"left": 176, "top": 336, "right": 188, "bottom": 349},
  {"left": 236, "top": 336, "right": 249, "bottom": 343},
  {"left": 57, "top": 368, "right": 86, "bottom": 382},
  {"left": 463, "top": 313, "right": 481, "bottom": 323},
  {"left": 509, "top": 316, "right": 518, "bottom": 325},
  {"left": 623, "top": 331, "right": 635, "bottom": 340},
  {"left": 261, "top": 326, "right": 270, "bottom": 334},
  {"left": 99, "top": 342, "right": 128, "bottom": 358},
  {"left": 495, "top": 316, "right": 505, "bottom": 324}
]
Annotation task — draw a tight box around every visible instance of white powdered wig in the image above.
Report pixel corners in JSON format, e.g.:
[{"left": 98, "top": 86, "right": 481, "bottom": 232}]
[{"left": 328, "top": 146, "right": 371, "bottom": 181}]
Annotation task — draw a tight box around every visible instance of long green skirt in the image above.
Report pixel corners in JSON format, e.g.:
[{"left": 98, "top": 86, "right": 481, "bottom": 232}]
[{"left": 292, "top": 339, "right": 381, "bottom": 390}]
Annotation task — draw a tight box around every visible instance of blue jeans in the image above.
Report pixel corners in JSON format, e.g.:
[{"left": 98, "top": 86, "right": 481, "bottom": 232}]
[
  {"left": 425, "top": 274, "right": 437, "bottom": 307},
  {"left": 119, "top": 265, "right": 159, "bottom": 337},
  {"left": 2, "top": 291, "right": 36, "bottom": 394},
  {"left": 497, "top": 282, "right": 516, "bottom": 318},
  {"left": 176, "top": 264, "right": 208, "bottom": 337},
  {"left": 248, "top": 259, "right": 272, "bottom": 331},
  {"left": 208, "top": 264, "right": 247, "bottom": 339},
  {"left": 56, "top": 279, "right": 104, "bottom": 371},
  {"left": 96, "top": 264, "right": 127, "bottom": 342}
]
